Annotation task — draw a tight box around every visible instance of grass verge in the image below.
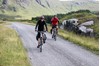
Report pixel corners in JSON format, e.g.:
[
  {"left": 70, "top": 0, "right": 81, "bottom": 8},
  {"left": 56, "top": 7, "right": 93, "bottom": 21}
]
[{"left": 0, "top": 23, "right": 31, "bottom": 66}]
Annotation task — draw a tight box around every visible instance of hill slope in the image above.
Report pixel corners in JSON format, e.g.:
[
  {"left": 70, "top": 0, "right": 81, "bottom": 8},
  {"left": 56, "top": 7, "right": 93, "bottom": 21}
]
[{"left": 0, "top": 0, "right": 99, "bottom": 19}]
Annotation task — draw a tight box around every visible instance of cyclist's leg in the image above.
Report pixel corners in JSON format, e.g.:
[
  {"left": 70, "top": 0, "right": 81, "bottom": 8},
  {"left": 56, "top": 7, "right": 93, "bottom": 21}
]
[
  {"left": 56, "top": 25, "right": 58, "bottom": 34},
  {"left": 53, "top": 25, "right": 57, "bottom": 31},
  {"left": 51, "top": 25, "right": 53, "bottom": 34},
  {"left": 52, "top": 25, "right": 55, "bottom": 38},
  {"left": 37, "top": 32, "right": 41, "bottom": 48},
  {"left": 52, "top": 25, "right": 56, "bottom": 34}
]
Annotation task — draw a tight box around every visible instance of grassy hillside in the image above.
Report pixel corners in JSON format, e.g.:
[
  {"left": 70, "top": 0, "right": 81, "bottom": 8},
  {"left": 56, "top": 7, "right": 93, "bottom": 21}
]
[{"left": 0, "top": 0, "right": 99, "bottom": 19}]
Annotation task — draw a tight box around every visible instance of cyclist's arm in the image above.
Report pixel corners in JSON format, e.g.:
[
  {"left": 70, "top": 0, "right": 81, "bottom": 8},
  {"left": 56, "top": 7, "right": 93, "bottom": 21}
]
[
  {"left": 58, "top": 21, "right": 59, "bottom": 25},
  {"left": 44, "top": 21, "right": 48, "bottom": 31}
]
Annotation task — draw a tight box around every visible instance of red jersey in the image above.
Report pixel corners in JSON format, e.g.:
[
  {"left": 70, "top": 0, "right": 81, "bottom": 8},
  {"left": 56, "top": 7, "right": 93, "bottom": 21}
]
[{"left": 51, "top": 17, "right": 59, "bottom": 25}]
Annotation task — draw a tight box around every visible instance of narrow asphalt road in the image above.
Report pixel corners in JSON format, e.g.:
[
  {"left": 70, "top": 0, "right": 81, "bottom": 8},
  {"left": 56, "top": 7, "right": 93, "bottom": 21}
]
[{"left": 11, "top": 22, "right": 98, "bottom": 66}]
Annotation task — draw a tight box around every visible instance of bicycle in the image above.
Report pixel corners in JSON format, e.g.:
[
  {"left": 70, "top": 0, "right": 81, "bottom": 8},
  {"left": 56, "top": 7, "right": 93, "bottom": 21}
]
[
  {"left": 36, "top": 31, "right": 47, "bottom": 52},
  {"left": 52, "top": 28, "right": 57, "bottom": 41}
]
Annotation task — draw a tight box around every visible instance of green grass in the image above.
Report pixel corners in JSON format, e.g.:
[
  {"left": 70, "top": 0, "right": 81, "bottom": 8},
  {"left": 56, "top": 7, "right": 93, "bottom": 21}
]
[{"left": 0, "top": 22, "right": 31, "bottom": 66}]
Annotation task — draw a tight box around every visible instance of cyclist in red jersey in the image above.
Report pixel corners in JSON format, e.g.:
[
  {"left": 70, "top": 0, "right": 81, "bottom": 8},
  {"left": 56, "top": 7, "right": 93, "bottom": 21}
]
[{"left": 51, "top": 15, "right": 59, "bottom": 34}]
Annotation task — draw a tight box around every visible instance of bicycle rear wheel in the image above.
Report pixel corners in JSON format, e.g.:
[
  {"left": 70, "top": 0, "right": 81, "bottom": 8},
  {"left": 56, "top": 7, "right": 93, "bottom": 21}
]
[{"left": 40, "top": 45, "right": 42, "bottom": 52}]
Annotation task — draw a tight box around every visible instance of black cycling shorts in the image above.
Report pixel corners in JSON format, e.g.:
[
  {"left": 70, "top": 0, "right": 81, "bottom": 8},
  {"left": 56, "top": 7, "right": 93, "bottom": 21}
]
[
  {"left": 36, "top": 32, "right": 40, "bottom": 40},
  {"left": 52, "top": 25, "right": 57, "bottom": 29}
]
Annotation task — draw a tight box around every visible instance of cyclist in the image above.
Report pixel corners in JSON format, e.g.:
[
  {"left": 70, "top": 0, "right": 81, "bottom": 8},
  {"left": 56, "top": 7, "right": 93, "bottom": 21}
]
[
  {"left": 35, "top": 16, "right": 48, "bottom": 48},
  {"left": 51, "top": 15, "right": 59, "bottom": 34}
]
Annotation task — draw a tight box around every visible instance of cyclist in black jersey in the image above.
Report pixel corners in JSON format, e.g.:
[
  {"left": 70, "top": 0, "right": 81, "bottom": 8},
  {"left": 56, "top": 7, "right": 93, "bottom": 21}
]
[{"left": 35, "top": 16, "right": 48, "bottom": 48}]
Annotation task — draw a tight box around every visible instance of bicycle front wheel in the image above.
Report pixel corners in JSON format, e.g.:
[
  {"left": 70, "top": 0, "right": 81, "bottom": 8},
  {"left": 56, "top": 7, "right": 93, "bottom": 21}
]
[
  {"left": 40, "top": 45, "right": 42, "bottom": 52},
  {"left": 40, "top": 38, "right": 42, "bottom": 52}
]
